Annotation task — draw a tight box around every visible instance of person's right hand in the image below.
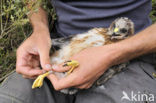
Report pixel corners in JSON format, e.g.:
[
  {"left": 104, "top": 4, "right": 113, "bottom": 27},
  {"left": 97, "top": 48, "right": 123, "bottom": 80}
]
[{"left": 16, "top": 30, "right": 52, "bottom": 79}]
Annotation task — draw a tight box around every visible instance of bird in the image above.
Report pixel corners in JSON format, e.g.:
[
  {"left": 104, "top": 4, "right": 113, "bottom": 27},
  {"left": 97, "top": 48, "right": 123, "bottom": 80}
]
[{"left": 32, "top": 17, "right": 134, "bottom": 95}]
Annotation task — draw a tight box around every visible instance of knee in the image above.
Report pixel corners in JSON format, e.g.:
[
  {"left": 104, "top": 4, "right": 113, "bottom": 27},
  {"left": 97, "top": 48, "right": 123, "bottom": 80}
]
[{"left": 0, "top": 72, "right": 34, "bottom": 103}]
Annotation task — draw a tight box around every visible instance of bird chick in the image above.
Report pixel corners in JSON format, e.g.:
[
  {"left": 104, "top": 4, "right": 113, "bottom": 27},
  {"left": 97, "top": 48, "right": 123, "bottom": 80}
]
[
  {"left": 107, "top": 17, "right": 134, "bottom": 40},
  {"left": 33, "top": 17, "right": 134, "bottom": 95}
]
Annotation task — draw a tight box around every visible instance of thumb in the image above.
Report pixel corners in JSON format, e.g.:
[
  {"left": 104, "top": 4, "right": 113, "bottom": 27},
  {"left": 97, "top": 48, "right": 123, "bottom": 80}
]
[{"left": 39, "top": 48, "right": 52, "bottom": 71}]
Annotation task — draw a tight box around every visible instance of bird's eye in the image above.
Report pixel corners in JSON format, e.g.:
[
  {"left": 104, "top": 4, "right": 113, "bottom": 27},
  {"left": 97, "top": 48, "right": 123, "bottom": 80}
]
[{"left": 120, "top": 28, "right": 127, "bottom": 33}]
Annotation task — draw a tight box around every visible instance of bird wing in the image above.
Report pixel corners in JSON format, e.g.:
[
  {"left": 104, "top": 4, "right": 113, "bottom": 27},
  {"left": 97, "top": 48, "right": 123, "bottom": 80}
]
[{"left": 51, "top": 35, "right": 74, "bottom": 48}]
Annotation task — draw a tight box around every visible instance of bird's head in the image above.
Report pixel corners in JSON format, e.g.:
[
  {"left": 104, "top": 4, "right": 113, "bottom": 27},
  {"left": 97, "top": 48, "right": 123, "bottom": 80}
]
[{"left": 107, "top": 17, "right": 134, "bottom": 40}]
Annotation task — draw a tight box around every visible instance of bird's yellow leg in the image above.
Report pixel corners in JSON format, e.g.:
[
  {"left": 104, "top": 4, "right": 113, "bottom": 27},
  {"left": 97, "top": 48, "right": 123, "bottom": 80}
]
[
  {"left": 63, "top": 60, "right": 79, "bottom": 75},
  {"left": 153, "top": 72, "right": 156, "bottom": 78},
  {"left": 32, "top": 60, "right": 79, "bottom": 89},
  {"left": 67, "top": 66, "right": 75, "bottom": 75},
  {"left": 32, "top": 71, "right": 53, "bottom": 89}
]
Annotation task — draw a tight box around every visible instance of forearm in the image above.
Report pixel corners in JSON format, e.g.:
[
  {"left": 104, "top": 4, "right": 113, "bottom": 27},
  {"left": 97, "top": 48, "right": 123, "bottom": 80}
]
[
  {"left": 27, "top": 1, "right": 50, "bottom": 36},
  {"left": 107, "top": 23, "right": 156, "bottom": 65},
  {"left": 29, "top": 7, "right": 49, "bottom": 33}
]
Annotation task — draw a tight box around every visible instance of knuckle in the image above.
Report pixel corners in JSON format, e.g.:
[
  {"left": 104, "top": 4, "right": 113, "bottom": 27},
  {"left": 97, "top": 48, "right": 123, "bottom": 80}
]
[
  {"left": 22, "top": 75, "right": 27, "bottom": 79},
  {"left": 51, "top": 82, "right": 60, "bottom": 91},
  {"left": 53, "top": 85, "right": 60, "bottom": 91},
  {"left": 22, "top": 75, "right": 34, "bottom": 79},
  {"left": 78, "top": 84, "right": 91, "bottom": 89},
  {"left": 77, "top": 87, "right": 83, "bottom": 89},
  {"left": 86, "top": 85, "right": 91, "bottom": 89},
  {"left": 78, "top": 85, "right": 86, "bottom": 89},
  {"left": 16, "top": 67, "right": 21, "bottom": 74},
  {"left": 27, "top": 71, "right": 33, "bottom": 77}
]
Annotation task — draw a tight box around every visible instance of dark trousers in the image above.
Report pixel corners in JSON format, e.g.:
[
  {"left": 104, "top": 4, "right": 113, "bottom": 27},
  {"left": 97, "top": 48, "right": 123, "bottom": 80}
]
[{"left": 0, "top": 54, "right": 156, "bottom": 103}]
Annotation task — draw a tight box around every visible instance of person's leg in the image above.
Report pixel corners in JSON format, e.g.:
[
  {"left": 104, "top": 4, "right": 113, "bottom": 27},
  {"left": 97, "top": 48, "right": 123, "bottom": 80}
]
[
  {"left": 0, "top": 72, "right": 75, "bottom": 103},
  {"left": 75, "top": 58, "right": 156, "bottom": 103}
]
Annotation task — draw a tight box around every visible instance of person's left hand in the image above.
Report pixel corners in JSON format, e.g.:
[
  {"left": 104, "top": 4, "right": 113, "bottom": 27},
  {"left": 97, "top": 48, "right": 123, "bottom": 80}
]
[{"left": 47, "top": 45, "right": 118, "bottom": 90}]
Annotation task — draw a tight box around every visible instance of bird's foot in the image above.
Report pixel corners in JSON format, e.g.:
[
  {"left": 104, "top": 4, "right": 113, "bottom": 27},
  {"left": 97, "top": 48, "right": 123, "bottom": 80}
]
[
  {"left": 32, "top": 71, "right": 53, "bottom": 89},
  {"left": 63, "top": 60, "right": 79, "bottom": 75}
]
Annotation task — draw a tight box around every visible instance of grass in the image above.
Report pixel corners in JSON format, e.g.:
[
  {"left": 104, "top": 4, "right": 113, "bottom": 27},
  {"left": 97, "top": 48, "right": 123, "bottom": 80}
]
[
  {"left": 0, "top": 0, "right": 54, "bottom": 82},
  {"left": 0, "top": 0, "right": 156, "bottom": 82},
  {"left": 150, "top": 0, "right": 156, "bottom": 23}
]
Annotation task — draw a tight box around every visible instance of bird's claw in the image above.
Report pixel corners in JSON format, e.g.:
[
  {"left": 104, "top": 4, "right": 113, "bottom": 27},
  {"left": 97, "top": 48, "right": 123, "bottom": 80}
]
[{"left": 63, "top": 60, "right": 79, "bottom": 75}]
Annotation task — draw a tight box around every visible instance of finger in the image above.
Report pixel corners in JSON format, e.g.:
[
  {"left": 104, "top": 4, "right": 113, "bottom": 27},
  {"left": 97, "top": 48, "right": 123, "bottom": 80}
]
[
  {"left": 16, "top": 48, "right": 30, "bottom": 67},
  {"left": 75, "top": 77, "right": 97, "bottom": 89},
  {"left": 52, "top": 64, "right": 71, "bottom": 72},
  {"left": 22, "top": 67, "right": 46, "bottom": 79},
  {"left": 48, "top": 72, "right": 80, "bottom": 90},
  {"left": 47, "top": 74, "right": 60, "bottom": 90},
  {"left": 39, "top": 47, "right": 52, "bottom": 71},
  {"left": 75, "top": 82, "right": 93, "bottom": 89},
  {"left": 22, "top": 75, "right": 37, "bottom": 79},
  {"left": 16, "top": 66, "right": 44, "bottom": 77}
]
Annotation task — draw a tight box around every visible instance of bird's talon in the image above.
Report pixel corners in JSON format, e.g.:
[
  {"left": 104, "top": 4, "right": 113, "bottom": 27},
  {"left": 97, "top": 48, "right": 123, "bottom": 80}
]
[
  {"left": 63, "top": 60, "right": 79, "bottom": 75},
  {"left": 63, "top": 64, "right": 68, "bottom": 67},
  {"left": 64, "top": 60, "right": 72, "bottom": 63},
  {"left": 63, "top": 60, "right": 79, "bottom": 67}
]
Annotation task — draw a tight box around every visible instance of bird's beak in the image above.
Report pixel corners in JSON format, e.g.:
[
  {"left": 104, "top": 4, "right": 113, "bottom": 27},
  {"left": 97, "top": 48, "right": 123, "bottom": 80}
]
[{"left": 114, "top": 28, "right": 119, "bottom": 33}]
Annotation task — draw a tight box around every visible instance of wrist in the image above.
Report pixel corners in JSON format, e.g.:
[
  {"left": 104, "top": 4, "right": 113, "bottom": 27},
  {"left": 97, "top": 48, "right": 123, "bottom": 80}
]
[
  {"left": 33, "top": 23, "right": 49, "bottom": 34},
  {"left": 101, "top": 43, "right": 131, "bottom": 66},
  {"left": 30, "top": 26, "right": 51, "bottom": 44},
  {"left": 104, "top": 39, "right": 142, "bottom": 66},
  {"left": 32, "top": 24, "right": 50, "bottom": 40},
  {"left": 109, "top": 43, "right": 129, "bottom": 65}
]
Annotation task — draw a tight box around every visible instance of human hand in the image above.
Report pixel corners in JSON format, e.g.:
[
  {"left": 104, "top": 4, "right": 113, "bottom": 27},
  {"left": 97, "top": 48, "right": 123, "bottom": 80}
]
[
  {"left": 47, "top": 45, "right": 118, "bottom": 90},
  {"left": 16, "top": 30, "right": 52, "bottom": 79}
]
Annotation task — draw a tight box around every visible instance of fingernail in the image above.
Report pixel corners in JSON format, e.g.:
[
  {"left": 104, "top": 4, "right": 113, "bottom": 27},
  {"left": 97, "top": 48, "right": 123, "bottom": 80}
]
[
  {"left": 52, "top": 65, "right": 59, "bottom": 69},
  {"left": 45, "top": 64, "right": 51, "bottom": 69}
]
